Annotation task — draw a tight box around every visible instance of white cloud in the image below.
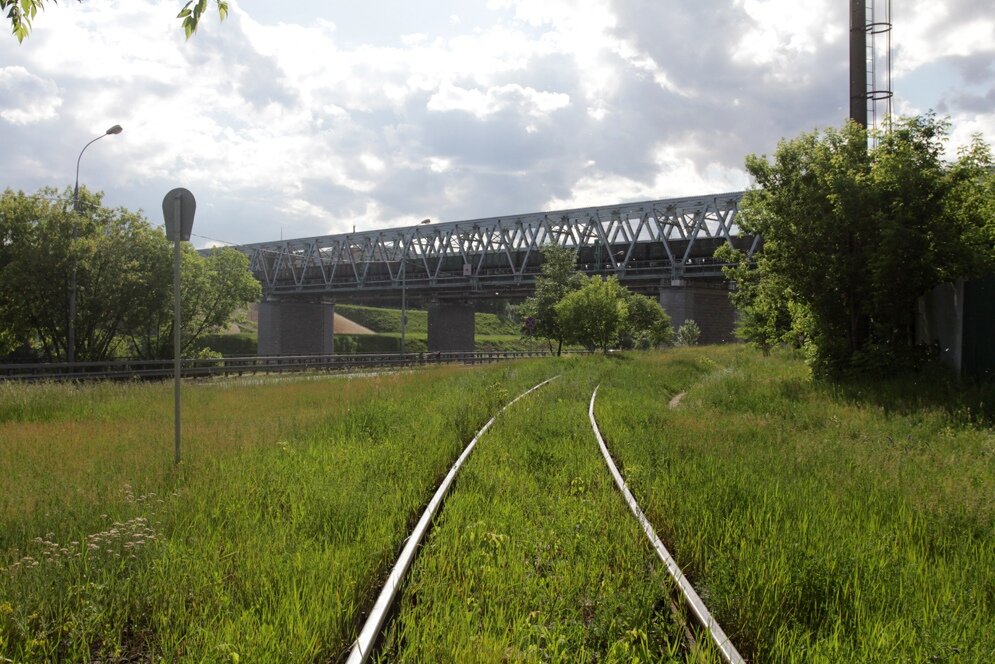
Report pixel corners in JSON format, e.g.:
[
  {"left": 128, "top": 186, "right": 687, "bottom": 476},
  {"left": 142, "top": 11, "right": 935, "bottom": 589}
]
[
  {"left": 0, "top": 0, "right": 991, "bottom": 248},
  {"left": 894, "top": 2, "right": 995, "bottom": 75},
  {"left": 0, "top": 67, "right": 61, "bottom": 124},
  {"left": 427, "top": 83, "right": 569, "bottom": 119},
  {"left": 733, "top": 0, "right": 842, "bottom": 81},
  {"left": 546, "top": 143, "right": 750, "bottom": 210}
]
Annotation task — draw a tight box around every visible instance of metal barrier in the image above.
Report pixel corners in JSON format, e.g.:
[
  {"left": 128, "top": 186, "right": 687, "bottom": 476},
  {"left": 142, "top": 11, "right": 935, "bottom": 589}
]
[{"left": 0, "top": 350, "right": 586, "bottom": 382}]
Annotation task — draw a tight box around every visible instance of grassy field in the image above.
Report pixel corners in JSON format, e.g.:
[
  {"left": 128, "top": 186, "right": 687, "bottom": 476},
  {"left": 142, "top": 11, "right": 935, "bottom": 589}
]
[
  {"left": 595, "top": 348, "right": 994, "bottom": 661},
  {"left": 0, "top": 362, "right": 557, "bottom": 661},
  {"left": 1, "top": 348, "right": 992, "bottom": 661}
]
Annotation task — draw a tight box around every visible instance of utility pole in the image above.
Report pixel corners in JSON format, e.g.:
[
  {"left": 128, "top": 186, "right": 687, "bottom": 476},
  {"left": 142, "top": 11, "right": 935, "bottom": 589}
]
[{"left": 849, "top": 0, "right": 868, "bottom": 128}]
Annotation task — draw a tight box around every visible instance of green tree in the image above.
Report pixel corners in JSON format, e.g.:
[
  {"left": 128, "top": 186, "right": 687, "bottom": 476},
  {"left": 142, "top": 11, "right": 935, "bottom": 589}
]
[
  {"left": 0, "top": 186, "right": 261, "bottom": 361},
  {"left": 716, "top": 243, "right": 797, "bottom": 355},
  {"left": 519, "top": 244, "right": 585, "bottom": 355},
  {"left": 622, "top": 290, "right": 674, "bottom": 348},
  {"left": 726, "top": 114, "right": 995, "bottom": 375},
  {"left": 125, "top": 245, "right": 261, "bottom": 359},
  {"left": 555, "top": 276, "right": 629, "bottom": 354},
  {"left": 2, "top": 0, "right": 227, "bottom": 42},
  {"left": 0, "top": 187, "right": 166, "bottom": 361}
]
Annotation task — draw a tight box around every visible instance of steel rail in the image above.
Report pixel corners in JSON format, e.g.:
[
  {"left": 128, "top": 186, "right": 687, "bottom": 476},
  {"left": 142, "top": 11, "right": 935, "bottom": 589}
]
[
  {"left": 347, "top": 375, "right": 561, "bottom": 663},
  {"left": 588, "top": 385, "right": 745, "bottom": 664}
]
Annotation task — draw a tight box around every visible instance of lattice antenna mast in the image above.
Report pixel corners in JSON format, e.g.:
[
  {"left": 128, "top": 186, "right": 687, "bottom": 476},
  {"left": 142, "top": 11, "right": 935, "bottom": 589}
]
[
  {"left": 850, "top": 0, "right": 893, "bottom": 142},
  {"left": 866, "top": 0, "right": 894, "bottom": 141}
]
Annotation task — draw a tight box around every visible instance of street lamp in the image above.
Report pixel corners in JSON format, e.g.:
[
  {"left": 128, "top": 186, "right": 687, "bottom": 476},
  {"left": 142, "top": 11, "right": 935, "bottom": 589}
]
[
  {"left": 400, "top": 256, "right": 409, "bottom": 355},
  {"left": 68, "top": 124, "right": 123, "bottom": 364}
]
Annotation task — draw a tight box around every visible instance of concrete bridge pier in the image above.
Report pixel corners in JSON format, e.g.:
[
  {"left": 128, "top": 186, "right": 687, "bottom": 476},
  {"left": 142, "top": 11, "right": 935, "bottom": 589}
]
[
  {"left": 427, "top": 301, "right": 475, "bottom": 352},
  {"left": 258, "top": 299, "right": 335, "bottom": 355},
  {"left": 659, "top": 284, "right": 737, "bottom": 345}
]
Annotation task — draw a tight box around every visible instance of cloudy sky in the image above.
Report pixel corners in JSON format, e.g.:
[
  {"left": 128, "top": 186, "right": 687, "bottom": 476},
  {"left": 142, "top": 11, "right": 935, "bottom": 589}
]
[{"left": 1, "top": 0, "right": 992, "bottom": 248}]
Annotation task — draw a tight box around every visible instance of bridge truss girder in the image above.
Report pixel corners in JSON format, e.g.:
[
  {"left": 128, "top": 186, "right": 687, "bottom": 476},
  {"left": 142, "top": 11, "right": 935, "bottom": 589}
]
[{"left": 241, "top": 191, "right": 756, "bottom": 299}]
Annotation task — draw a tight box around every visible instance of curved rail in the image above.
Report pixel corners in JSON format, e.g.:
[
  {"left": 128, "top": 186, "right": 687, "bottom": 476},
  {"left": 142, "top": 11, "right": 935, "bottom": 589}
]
[
  {"left": 347, "top": 375, "right": 561, "bottom": 663},
  {"left": 588, "top": 385, "right": 744, "bottom": 664}
]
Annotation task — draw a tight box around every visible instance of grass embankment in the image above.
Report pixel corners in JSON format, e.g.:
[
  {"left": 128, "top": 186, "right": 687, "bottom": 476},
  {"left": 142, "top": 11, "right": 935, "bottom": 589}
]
[
  {"left": 200, "top": 304, "right": 533, "bottom": 355},
  {"left": 595, "top": 347, "right": 995, "bottom": 661},
  {"left": 335, "top": 304, "right": 519, "bottom": 337},
  {"left": 335, "top": 304, "right": 537, "bottom": 353},
  {"left": 379, "top": 363, "right": 720, "bottom": 662},
  {"left": 0, "top": 362, "right": 556, "bottom": 661}
]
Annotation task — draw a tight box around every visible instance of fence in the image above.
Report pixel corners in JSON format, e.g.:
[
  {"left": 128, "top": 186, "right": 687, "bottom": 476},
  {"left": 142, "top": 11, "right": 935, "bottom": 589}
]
[{"left": 0, "top": 350, "right": 577, "bottom": 383}]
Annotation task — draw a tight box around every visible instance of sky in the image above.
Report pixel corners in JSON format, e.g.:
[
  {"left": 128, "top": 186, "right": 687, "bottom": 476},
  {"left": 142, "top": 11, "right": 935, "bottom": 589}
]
[{"left": 0, "top": 0, "right": 992, "bottom": 249}]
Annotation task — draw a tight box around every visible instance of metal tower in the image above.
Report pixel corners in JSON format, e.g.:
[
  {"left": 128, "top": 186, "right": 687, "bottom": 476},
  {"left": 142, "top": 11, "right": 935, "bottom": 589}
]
[{"left": 850, "top": 0, "right": 893, "bottom": 136}]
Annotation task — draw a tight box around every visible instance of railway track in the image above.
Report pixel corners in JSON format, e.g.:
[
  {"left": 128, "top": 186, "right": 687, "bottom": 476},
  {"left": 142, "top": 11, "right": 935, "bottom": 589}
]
[
  {"left": 346, "top": 376, "right": 561, "bottom": 663},
  {"left": 589, "top": 385, "right": 744, "bottom": 663},
  {"left": 345, "top": 376, "right": 743, "bottom": 663}
]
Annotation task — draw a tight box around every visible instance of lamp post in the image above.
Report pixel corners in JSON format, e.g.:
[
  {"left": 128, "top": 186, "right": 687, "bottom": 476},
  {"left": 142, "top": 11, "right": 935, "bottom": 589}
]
[
  {"left": 69, "top": 124, "right": 123, "bottom": 364},
  {"left": 400, "top": 223, "right": 428, "bottom": 356}
]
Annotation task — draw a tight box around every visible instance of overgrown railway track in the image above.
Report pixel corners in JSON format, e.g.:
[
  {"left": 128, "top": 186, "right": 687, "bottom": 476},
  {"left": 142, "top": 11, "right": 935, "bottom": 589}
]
[{"left": 345, "top": 376, "right": 743, "bottom": 663}]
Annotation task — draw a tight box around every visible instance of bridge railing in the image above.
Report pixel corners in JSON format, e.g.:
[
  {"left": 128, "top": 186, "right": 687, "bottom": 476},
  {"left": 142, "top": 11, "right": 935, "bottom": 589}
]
[{"left": 0, "top": 350, "right": 589, "bottom": 383}]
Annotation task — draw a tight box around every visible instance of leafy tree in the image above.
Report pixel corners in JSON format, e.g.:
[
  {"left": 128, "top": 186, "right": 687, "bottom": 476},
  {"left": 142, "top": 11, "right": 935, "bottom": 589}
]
[
  {"left": 519, "top": 244, "right": 585, "bottom": 355},
  {"left": 3, "top": 0, "right": 227, "bottom": 42},
  {"left": 0, "top": 187, "right": 166, "bottom": 361},
  {"left": 725, "top": 114, "right": 995, "bottom": 375},
  {"left": 622, "top": 290, "right": 674, "bottom": 348},
  {"left": 716, "top": 243, "right": 797, "bottom": 355},
  {"left": 556, "top": 276, "right": 629, "bottom": 354},
  {"left": 555, "top": 276, "right": 672, "bottom": 354},
  {"left": 0, "top": 186, "right": 260, "bottom": 361},
  {"left": 125, "top": 245, "right": 260, "bottom": 359}
]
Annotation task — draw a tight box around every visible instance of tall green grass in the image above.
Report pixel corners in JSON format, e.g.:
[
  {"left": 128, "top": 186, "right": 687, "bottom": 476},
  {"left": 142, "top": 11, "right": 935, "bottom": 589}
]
[
  {"left": 595, "top": 347, "right": 995, "bottom": 661},
  {"left": 0, "top": 363, "right": 555, "bottom": 661},
  {"left": 3, "top": 348, "right": 991, "bottom": 661}
]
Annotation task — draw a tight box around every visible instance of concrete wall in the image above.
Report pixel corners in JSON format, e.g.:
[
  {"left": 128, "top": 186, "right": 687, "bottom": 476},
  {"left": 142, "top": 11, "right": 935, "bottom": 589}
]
[
  {"left": 915, "top": 280, "right": 964, "bottom": 374},
  {"left": 427, "top": 302, "right": 475, "bottom": 352},
  {"left": 258, "top": 301, "right": 335, "bottom": 356},
  {"left": 659, "top": 286, "right": 737, "bottom": 345}
]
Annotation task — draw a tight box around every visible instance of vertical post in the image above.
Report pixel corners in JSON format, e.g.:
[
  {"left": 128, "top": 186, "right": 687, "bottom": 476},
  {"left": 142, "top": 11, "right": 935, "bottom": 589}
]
[
  {"left": 68, "top": 188, "right": 78, "bottom": 365},
  {"left": 400, "top": 260, "right": 407, "bottom": 355},
  {"left": 849, "top": 0, "right": 868, "bottom": 127},
  {"left": 173, "top": 194, "right": 182, "bottom": 465}
]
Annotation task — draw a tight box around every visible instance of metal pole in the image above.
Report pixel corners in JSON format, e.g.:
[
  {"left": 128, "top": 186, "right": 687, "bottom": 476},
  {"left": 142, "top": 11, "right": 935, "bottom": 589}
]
[
  {"left": 400, "top": 259, "right": 406, "bottom": 355},
  {"left": 173, "top": 193, "right": 182, "bottom": 465},
  {"left": 69, "top": 184, "right": 79, "bottom": 365},
  {"left": 69, "top": 126, "right": 122, "bottom": 363},
  {"left": 849, "top": 0, "right": 868, "bottom": 127}
]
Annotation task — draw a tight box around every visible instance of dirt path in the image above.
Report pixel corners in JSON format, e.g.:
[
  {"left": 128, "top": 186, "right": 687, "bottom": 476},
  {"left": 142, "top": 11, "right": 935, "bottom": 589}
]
[{"left": 333, "top": 314, "right": 375, "bottom": 335}]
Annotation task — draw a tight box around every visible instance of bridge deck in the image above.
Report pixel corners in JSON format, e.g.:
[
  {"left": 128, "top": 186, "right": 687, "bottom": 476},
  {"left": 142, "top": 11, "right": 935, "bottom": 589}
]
[{"left": 239, "top": 192, "right": 756, "bottom": 298}]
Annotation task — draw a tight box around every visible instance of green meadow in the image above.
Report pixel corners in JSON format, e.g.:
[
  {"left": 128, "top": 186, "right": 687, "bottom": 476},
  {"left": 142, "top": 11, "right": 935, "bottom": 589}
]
[{"left": 1, "top": 348, "right": 992, "bottom": 662}]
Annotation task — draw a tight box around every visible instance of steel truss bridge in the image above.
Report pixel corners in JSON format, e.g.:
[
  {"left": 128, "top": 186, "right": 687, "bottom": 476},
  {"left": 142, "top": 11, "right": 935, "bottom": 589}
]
[{"left": 241, "top": 191, "right": 756, "bottom": 300}]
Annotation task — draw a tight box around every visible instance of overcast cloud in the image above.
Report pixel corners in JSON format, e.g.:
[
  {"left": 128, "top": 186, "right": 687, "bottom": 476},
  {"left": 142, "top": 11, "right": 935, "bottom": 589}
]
[{"left": 0, "top": 0, "right": 991, "bottom": 247}]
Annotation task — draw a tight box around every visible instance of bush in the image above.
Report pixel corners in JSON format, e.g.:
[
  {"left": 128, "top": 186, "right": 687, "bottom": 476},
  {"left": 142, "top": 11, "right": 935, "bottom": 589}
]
[
  {"left": 675, "top": 320, "right": 701, "bottom": 346},
  {"left": 193, "top": 333, "right": 257, "bottom": 356}
]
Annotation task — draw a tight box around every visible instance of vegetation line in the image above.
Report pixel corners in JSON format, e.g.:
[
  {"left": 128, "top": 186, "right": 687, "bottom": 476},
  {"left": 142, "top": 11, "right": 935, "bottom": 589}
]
[
  {"left": 588, "top": 385, "right": 744, "bottom": 664},
  {"left": 347, "top": 375, "right": 561, "bottom": 663}
]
